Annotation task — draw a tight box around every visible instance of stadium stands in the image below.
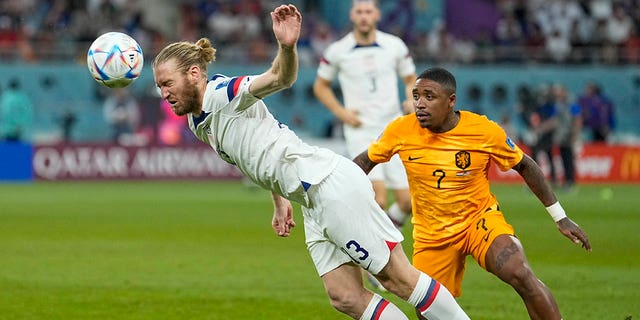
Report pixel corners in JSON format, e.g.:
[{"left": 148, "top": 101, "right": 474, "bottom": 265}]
[{"left": 0, "top": 0, "right": 638, "bottom": 143}]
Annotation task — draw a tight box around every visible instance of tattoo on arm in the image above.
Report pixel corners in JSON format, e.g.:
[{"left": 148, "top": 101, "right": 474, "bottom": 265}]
[
  {"left": 353, "top": 151, "right": 377, "bottom": 174},
  {"left": 513, "top": 154, "right": 557, "bottom": 206}
]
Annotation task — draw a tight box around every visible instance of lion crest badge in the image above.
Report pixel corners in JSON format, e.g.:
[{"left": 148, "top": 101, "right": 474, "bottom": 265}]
[{"left": 455, "top": 151, "right": 471, "bottom": 170}]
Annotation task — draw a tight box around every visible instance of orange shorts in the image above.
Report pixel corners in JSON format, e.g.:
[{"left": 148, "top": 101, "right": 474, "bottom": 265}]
[{"left": 412, "top": 205, "right": 515, "bottom": 297}]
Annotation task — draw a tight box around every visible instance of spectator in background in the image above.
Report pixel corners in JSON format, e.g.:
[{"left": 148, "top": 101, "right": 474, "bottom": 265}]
[
  {"left": 0, "top": 78, "right": 33, "bottom": 142},
  {"left": 102, "top": 87, "right": 140, "bottom": 144},
  {"left": 425, "top": 19, "right": 455, "bottom": 63},
  {"left": 623, "top": 27, "right": 640, "bottom": 63},
  {"left": 206, "top": 2, "right": 262, "bottom": 46},
  {"left": 515, "top": 84, "right": 538, "bottom": 145},
  {"left": 546, "top": 28, "right": 572, "bottom": 62},
  {"left": 578, "top": 81, "right": 615, "bottom": 142},
  {"left": 532, "top": 0, "right": 584, "bottom": 44},
  {"left": 569, "top": 18, "right": 591, "bottom": 63},
  {"left": 206, "top": 3, "right": 244, "bottom": 45},
  {"left": 552, "top": 83, "right": 581, "bottom": 191},
  {"left": 529, "top": 85, "right": 559, "bottom": 186},
  {"left": 605, "top": 3, "right": 633, "bottom": 47},
  {"left": 603, "top": 3, "right": 634, "bottom": 63},
  {"left": 495, "top": 10, "right": 524, "bottom": 62},
  {"left": 524, "top": 22, "right": 546, "bottom": 62},
  {"left": 589, "top": 0, "right": 613, "bottom": 21},
  {"left": 452, "top": 33, "right": 477, "bottom": 63}
]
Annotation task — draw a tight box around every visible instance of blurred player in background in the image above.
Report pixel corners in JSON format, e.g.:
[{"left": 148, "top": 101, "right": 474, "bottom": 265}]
[
  {"left": 152, "top": 5, "right": 469, "bottom": 320},
  {"left": 353, "top": 67, "right": 592, "bottom": 320},
  {"left": 552, "top": 83, "right": 582, "bottom": 191},
  {"left": 313, "top": 0, "right": 415, "bottom": 233},
  {"left": 529, "top": 85, "right": 559, "bottom": 186}
]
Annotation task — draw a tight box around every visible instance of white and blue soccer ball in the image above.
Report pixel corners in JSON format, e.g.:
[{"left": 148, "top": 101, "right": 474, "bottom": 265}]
[{"left": 87, "top": 32, "right": 143, "bottom": 88}]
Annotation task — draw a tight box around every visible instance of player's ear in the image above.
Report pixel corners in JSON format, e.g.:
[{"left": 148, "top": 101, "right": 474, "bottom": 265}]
[
  {"left": 449, "top": 93, "right": 456, "bottom": 108},
  {"left": 187, "top": 65, "right": 201, "bottom": 81}
]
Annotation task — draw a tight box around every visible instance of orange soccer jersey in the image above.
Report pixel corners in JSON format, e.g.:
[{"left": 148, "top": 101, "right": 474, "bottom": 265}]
[{"left": 368, "top": 111, "right": 524, "bottom": 244}]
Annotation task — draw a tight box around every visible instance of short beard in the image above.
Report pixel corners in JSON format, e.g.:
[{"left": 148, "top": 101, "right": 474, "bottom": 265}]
[{"left": 174, "top": 80, "right": 201, "bottom": 116}]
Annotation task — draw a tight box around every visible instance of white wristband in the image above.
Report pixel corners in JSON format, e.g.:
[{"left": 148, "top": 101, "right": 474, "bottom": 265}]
[{"left": 546, "top": 202, "right": 567, "bottom": 222}]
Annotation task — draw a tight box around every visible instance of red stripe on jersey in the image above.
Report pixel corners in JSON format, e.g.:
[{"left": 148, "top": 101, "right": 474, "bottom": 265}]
[
  {"left": 233, "top": 76, "right": 246, "bottom": 97},
  {"left": 320, "top": 57, "right": 329, "bottom": 64},
  {"left": 385, "top": 240, "right": 398, "bottom": 252}
]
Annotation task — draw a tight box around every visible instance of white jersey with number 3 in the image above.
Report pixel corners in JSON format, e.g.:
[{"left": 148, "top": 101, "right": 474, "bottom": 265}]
[
  {"left": 317, "top": 30, "right": 415, "bottom": 140},
  {"left": 188, "top": 74, "right": 339, "bottom": 206}
]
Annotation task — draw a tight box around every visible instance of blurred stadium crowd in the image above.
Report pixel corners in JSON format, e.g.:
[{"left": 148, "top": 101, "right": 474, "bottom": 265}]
[
  {"left": 0, "top": 0, "right": 638, "bottom": 146},
  {"left": 1, "top": 0, "right": 640, "bottom": 65}
]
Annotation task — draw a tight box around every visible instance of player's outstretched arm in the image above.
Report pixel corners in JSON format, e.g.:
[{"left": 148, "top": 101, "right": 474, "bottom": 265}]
[
  {"left": 513, "top": 154, "right": 592, "bottom": 252},
  {"left": 250, "top": 4, "right": 301, "bottom": 99},
  {"left": 271, "top": 192, "right": 295, "bottom": 237}
]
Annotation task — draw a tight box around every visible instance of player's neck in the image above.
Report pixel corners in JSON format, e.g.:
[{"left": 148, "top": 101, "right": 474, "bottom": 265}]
[
  {"left": 353, "top": 29, "right": 377, "bottom": 45},
  {"left": 431, "top": 111, "right": 460, "bottom": 133},
  {"left": 193, "top": 80, "right": 207, "bottom": 116},
  {"left": 443, "top": 111, "right": 461, "bottom": 132}
]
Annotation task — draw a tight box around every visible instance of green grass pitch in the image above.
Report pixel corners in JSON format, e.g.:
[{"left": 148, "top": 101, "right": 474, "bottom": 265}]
[{"left": 0, "top": 181, "right": 638, "bottom": 319}]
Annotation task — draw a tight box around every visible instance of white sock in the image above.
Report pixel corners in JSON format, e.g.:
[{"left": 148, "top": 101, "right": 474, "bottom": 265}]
[
  {"left": 360, "top": 293, "right": 409, "bottom": 320},
  {"left": 407, "top": 273, "right": 470, "bottom": 320},
  {"left": 387, "top": 203, "right": 408, "bottom": 227}
]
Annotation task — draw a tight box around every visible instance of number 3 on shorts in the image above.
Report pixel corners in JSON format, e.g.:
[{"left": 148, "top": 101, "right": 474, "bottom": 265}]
[{"left": 343, "top": 239, "right": 370, "bottom": 264}]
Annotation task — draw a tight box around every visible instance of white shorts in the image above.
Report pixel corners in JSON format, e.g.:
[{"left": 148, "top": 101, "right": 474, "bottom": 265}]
[
  {"left": 344, "top": 126, "right": 409, "bottom": 190},
  {"left": 302, "top": 157, "right": 404, "bottom": 276}
]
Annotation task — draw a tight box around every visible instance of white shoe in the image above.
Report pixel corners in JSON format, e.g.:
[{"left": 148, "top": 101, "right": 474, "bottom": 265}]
[{"left": 365, "top": 272, "right": 387, "bottom": 292}]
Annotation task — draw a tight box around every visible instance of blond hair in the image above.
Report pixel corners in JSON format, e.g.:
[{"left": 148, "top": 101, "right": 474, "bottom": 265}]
[{"left": 152, "top": 38, "right": 217, "bottom": 74}]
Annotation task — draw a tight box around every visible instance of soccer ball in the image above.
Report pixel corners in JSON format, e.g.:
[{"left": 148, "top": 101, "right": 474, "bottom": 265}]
[{"left": 87, "top": 32, "right": 143, "bottom": 88}]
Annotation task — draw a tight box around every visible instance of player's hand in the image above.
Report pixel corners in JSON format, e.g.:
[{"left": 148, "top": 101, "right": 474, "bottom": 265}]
[
  {"left": 270, "top": 4, "right": 302, "bottom": 49},
  {"left": 272, "top": 199, "right": 296, "bottom": 237},
  {"left": 557, "top": 217, "right": 591, "bottom": 252},
  {"left": 340, "top": 108, "right": 362, "bottom": 128}
]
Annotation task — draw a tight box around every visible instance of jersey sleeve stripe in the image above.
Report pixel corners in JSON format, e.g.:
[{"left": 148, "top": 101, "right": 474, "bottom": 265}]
[
  {"left": 210, "top": 74, "right": 224, "bottom": 81},
  {"left": 226, "top": 76, "right": 246, "bottom": 101}
]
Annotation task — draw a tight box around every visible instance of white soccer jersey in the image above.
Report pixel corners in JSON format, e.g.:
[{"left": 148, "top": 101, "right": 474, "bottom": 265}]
[
  {"left": 317, "top": 30, "right": 415, "bottom": 140},
  {"left": 189, "top": 74, "right": 339, "bottom": 206}
]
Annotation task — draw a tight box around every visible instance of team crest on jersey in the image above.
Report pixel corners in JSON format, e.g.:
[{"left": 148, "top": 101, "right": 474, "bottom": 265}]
[{"left": 455, "top": 151, "right": 471, "bottom": 170}]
